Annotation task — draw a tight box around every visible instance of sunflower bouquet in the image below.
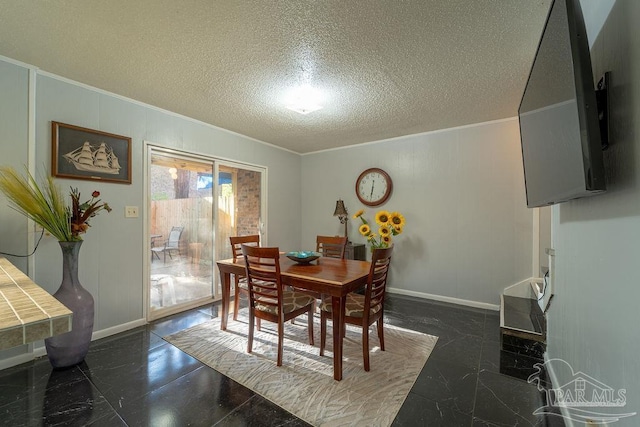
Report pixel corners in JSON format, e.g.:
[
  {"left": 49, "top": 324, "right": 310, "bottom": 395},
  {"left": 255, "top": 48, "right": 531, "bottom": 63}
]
[{"left": 353, "top": 209, "right": 406, "bottom": 249}]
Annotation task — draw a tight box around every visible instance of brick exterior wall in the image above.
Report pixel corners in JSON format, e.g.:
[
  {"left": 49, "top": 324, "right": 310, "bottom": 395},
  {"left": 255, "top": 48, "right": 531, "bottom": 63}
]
[{"left": 236, "top": 170, "right": 261, "bottom": 236}]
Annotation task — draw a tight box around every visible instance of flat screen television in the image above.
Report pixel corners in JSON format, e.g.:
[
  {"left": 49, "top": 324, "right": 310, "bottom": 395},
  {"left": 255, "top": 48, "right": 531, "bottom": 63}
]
[{"left": 518, "top": 0, "right": 606, "bottom": 208}]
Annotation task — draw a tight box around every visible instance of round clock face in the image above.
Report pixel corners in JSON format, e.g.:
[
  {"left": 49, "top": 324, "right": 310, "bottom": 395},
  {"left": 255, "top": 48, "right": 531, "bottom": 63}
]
[{"left": 356, "top": 168, "right": 393, "bottom": 206}]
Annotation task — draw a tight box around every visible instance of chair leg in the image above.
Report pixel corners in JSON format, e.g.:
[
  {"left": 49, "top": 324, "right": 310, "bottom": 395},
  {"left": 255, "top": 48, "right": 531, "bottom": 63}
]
[
  {"left": 277, "top": 320, "right": 284, "bottom": 366},
  {"left": 377, "top": 319, "right": 385, "bottom": 351},
  {"left": 320, "top": 311, "right": 326, "bottom": 356},
  {"left": 307, "top": 306, "right": 314, "bottom": 346},
  {"left": 233, "top": 282, "right": 240, "bottom": 321},
  {"left": 247, "top": 310, "right": 255, "bottom": 354},
  {"left": 362, "top": 324, "right": 370, "bottom": 371}
]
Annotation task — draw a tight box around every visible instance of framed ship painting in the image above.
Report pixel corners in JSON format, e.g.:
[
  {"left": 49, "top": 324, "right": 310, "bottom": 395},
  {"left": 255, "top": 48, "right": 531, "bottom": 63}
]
[{"left": 52, "top": 122, "right": 132, "bottom": 184}]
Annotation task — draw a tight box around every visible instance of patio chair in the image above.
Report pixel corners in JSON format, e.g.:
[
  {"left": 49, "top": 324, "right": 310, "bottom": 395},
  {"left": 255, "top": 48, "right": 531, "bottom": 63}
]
[{"left": 151, "top": 226, "right": 184, "bottom": 263}]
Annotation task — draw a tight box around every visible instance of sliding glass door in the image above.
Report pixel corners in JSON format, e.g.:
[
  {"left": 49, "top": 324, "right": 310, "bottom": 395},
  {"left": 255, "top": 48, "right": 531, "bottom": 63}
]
[
  {"left": 147, "top": 147, "right": 264, "bottom": 320},
  {"left": 214, "top": 161, "right": 264, "bottom": 298}
]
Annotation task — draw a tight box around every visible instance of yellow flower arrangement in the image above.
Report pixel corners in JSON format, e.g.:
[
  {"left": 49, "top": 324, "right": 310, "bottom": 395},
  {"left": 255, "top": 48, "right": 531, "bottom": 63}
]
[{"left": 353, "top": 209, "right": 406, "bottom": 249}]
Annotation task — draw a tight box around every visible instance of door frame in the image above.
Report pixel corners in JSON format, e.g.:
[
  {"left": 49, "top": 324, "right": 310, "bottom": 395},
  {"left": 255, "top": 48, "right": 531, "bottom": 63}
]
[{"left": 143, "top": 142, "right": 267, "bottom": 322}]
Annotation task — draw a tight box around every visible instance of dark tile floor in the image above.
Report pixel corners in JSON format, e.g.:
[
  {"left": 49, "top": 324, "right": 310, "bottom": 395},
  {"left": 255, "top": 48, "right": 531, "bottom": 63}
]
[{"left": 0, "top": 295, "right": 565, "bottom": 426}]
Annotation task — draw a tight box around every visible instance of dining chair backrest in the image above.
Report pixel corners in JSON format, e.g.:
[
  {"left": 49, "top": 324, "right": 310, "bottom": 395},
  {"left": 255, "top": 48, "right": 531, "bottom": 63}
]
[
  {"left": 364, "top": 246, "right": 394, "bottom": 315},
  {"left": 316, "top": 235, "right": 348, "bottom": 259},
  {"left": 318, "top": 244, "right": 394, "bottom": 371},
  {"left": 241, "top": 244, "right": 282, "bottom": 313},
  {"left": 230, "top": 235, "right": 260, "bottom": 262},
  {"left": 241, "top": 243, "right": 316, "bottom": 366}
]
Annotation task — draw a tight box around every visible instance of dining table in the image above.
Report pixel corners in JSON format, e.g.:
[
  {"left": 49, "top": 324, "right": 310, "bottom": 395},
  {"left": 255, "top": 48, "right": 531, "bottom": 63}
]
[{"left": 216, "top": 254, "right": 371, "bottom": 381}]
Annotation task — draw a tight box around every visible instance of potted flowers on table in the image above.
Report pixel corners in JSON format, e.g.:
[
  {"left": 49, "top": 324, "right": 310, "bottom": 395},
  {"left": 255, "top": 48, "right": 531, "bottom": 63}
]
[
  {"left": 353, "top": 209, "right": 406, "bottom": 250},
  {"left": 0, "top": 166, "right": 111, "bottom": 368}
]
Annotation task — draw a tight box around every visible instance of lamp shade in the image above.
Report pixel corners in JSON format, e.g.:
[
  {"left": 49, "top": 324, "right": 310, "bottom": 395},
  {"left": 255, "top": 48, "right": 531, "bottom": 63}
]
[{"left": 333, "top": 199, "right": 348, "bottom": 217}]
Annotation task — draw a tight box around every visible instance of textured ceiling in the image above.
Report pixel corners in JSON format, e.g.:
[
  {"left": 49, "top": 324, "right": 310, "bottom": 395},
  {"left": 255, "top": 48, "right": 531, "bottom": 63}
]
[{"left": 0, "top": 0, "right": 552, "bottom": 154}]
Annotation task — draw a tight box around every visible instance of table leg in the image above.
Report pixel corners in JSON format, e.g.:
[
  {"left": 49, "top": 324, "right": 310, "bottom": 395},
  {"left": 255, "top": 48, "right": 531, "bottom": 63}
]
[
  {"left": 331, "top": 295, "right": 346, "bottom": 381},
  {"left": 219, "top": 270, "right": 231, "bottom": 330}
]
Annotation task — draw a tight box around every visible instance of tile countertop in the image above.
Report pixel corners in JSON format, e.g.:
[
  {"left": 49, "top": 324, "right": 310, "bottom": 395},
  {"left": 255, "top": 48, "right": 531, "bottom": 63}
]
[{"left": 0, "top": 257, "right": 72, "bottom": 350}]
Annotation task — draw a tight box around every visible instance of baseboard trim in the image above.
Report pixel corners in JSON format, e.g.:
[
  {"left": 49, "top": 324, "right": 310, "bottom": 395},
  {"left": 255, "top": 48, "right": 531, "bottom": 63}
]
[
  {"left": 0, "top": 350, "right": 37, "bottom": 371},
  {"left": 91, "top": 318, "right": 147, "bottom": 341},
  {"left": 0, "top": 318, "right": 147, "bottom": 370},
  {"left": 387, "top": 287, "right": 500, "bottom": 311}
]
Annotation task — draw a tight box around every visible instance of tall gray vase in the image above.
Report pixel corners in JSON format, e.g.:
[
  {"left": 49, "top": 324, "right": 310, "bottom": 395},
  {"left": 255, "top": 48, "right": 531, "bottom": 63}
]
[{"left": 44, "top": 241, "right": 95, "bottom": 369}]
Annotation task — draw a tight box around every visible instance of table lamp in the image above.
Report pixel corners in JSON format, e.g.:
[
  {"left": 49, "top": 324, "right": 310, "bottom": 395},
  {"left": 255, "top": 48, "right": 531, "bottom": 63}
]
[{"left": 333, "top": 199, "right": 349, "bottom": 239}]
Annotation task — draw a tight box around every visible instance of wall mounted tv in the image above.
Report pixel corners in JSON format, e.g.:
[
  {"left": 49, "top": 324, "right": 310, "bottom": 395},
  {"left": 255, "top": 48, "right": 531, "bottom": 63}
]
[{"left": 518, "top": 0, "right": 608, "bottom": 208}]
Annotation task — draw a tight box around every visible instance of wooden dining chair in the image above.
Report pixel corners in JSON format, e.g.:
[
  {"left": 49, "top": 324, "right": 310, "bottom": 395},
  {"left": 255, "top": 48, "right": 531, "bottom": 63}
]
[
  {"left": 316, "top": 235, "right": 348, "bottom": 259},
  {"left": 310, "top": 235, "right": 350, "bottom": 306},
  {"left": 229, "top": 235, "right": 260, "bottom": 321},
  {"left": 242, "top": 244, "right": 316, "bottom": 366},
  {"left": 319, "top": 245, "right": 393, "bottom": 371}
]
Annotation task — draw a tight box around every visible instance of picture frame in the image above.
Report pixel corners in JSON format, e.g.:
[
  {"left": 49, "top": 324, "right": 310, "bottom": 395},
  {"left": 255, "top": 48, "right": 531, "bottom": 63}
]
[{"left": 52, "top": 121, "right": 132, "bottom": 184}]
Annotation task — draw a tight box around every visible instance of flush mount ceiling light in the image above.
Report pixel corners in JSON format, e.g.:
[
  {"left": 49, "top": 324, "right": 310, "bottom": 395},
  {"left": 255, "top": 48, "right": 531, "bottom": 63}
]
[{"left": 284, "top": 84, "right": 324, "bottom": 115}]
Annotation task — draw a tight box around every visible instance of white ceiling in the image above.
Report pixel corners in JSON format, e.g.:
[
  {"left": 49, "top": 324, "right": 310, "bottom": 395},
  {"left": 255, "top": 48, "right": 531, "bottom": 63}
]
[{"left": 0, "top": 0, "right": 552, "bottom": 154}]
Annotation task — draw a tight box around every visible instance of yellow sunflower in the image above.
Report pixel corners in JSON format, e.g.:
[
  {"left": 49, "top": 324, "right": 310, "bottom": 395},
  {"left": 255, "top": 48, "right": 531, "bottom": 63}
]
[
  {"left": 375, "top": 210, "right": 390, "bottom": 226},
  {"left": 382, "top": 235, "right": 392, "bottom": 245},
  {"left": 379, "top": 225, "right": 391, "bottom": 237},
  {"left": 359, "top": 224, "right": 371, "bottom": 236},
  {"left": 353, "top": 209, "right": 365, "bottom": 219},
  {"left": 389, "top": 212, "right": 406, "bottom": 228},
  {"left": 393, "top": 225, "right": 403, "bottom": 235}
]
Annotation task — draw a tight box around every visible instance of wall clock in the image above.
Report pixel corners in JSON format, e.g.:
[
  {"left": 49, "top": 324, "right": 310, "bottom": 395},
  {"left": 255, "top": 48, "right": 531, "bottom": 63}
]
[{"left": 355, "top": 168, "right": 393, "bottom": 206}]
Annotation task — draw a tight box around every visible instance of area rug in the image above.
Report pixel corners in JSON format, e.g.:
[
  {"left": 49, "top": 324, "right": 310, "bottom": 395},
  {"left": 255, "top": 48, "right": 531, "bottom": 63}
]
[{"left": 164, "top": 309, "right": 437, "bottom": 426}]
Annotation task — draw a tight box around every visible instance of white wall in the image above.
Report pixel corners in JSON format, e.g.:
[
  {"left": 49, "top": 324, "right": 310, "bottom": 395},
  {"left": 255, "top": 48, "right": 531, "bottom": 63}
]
[
  {"left": 0, "top": 59, "right": 31, "bottom": 360},
  {"left": 549, "top": 1, "right": 640, "bottom": 424},
  {"left": 301, "top": 118, "right": 534, "bottom": 308},
  {"left": 0, "top": 60, "right": 302, "bottom": 365},
  {"left": 0, "top": 60, "right": 30, "bottom": 273}
]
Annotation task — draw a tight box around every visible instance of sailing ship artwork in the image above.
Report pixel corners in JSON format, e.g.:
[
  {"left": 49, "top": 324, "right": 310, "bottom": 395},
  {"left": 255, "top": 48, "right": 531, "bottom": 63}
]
[
  {"left": 63, "top": 141, "right": 121, "bottom": 175},
  {"left": 52, "top": 121, "right": 132, "bottom": 184}
]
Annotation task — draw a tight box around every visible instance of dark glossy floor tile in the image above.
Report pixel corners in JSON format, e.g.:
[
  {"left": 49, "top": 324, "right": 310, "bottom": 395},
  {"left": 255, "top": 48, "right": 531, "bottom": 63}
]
[
  {"left": 412, "top": 357, "right": 478, "bottom": 414},
  {"left": 81, "top": 341, "right": 203, "bottom": 410},
  {"left": 214, "top": 394, "right": 311, "bottom": 427},
  {"left": 483, "top": 313, "right": 501, "bottom": 343},
  {"left": 118, "top": 366, "right": 254, "bottom": 426},
  {"left": 89, "top": 325, "right": 165, "bottom": 354},
  {"left": 0, "top": 364, "right": 121, "bottom": 427},
  {"left": 473, "top": 370, "right": 548, "bottom": 426},
  {"left": 393, "top": 391, "right": 472, "bottom": 426},
  {"left": 0, "top": 357, "right": 54, "bottom": 409},
  {"left": 150, "top": 309, "right": 215, "bottom": 337},
  {"left": 196, "top": 302, "right": 220, "bottom": 318},
  {"left": 429, "top": 333, "right": 483, "bottom": 370},
  {"left": 386, "top": 295, "right": 487, "bottom": 340}
]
